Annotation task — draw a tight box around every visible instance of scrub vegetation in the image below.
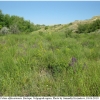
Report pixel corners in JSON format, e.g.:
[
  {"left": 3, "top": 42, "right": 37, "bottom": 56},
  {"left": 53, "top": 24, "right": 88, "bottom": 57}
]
[{"left": 0, "top": 10, "right": 100, "bottom": 96}]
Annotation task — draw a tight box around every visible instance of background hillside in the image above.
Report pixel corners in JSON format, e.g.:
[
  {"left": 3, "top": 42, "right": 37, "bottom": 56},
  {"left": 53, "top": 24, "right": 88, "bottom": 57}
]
[
  {"left": 31, "top": 15, "right": 100, "bottom": 34},
  {"left": 0, "top": 9, "right": 100, "bottom": 35}
]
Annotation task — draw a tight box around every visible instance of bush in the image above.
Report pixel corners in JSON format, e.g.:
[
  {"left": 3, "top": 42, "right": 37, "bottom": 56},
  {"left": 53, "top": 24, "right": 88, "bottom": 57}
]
[
  {"left": 77, "top": 24, "right": 88, "bottom": 33},
  {"left": 68, "top": 23, "right": 72, "bottom": 25},
  {"left": 45, "top": 26, "right": 48, "bottom": 30},
  {"left": 38, "top": 31, "right": 44, "bottom": 36},
  {"left": 65, "top": 29, "right": 72, "bottom": 37},
  {"left": 0, "top": 27, "right": 9, "bottom": 34},
  {"left": 77, "top": 19, "right": 100, "bottom": 33},
  {"left": 10, "top": 24, "right": 20, "bottom": 34}
]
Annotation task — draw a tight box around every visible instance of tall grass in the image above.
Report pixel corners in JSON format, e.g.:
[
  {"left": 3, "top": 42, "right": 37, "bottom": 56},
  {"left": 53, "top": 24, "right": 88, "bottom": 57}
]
[{"left": 0, "top": 32, "right": 100, "bottom": 96}]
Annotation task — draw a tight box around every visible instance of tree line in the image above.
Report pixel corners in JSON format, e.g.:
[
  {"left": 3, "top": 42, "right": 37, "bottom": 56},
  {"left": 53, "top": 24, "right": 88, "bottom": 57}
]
[{"left": 0, "top": 10, "right": 40, "bottom": 34}]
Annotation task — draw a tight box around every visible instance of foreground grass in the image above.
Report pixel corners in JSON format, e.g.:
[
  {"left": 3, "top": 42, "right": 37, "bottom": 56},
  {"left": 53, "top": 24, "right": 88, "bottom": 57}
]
[{"left": 0, "top": 32, "right": 100, "bottom": 96}]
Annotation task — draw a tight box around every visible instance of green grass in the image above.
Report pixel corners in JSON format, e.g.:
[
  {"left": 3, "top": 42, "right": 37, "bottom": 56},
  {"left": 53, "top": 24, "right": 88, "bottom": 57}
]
[{"left": 0, "top": 32, "right": 100, "bottom": 96}]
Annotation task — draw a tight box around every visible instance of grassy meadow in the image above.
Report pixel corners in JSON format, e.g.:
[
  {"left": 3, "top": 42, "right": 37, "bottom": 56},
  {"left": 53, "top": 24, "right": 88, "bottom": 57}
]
[{"left": 0, "top": 31, "right": 100, "bottom": 96}]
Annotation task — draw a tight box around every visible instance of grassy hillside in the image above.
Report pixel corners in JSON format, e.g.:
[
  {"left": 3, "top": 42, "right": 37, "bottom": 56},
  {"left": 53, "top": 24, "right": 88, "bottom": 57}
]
[
  {"left": 0, "top": 31, "right": 100, "bottom": 96},
  {"left": 32, "top": 16, "right": 100, "bottom": 34}
]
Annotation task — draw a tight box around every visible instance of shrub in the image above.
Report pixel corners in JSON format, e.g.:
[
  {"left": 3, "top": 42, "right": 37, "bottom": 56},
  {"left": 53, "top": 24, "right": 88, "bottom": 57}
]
[
  {"left": 10, "top": 24, "right": 20, "bottom": 34},
  {"left": 65, "top": 29, "right": 72, "bottom": 37},
  {"left": 0, "top": 27, "right": 9, "bottom": 34},
  {"left": 68, "top": 23, "right": 72, "bottom": 25},
  {"left": 38, "top": 31, "right": 44, "bottom": 36},
  {"left": 77, "top": 24, "right": 87, "bottom": 33},
  {"left": 45, "top": 26, "right": 48, "bottom": 30},
  {"left": 77, "top": 19, "right": 100, "bottom": 33}
]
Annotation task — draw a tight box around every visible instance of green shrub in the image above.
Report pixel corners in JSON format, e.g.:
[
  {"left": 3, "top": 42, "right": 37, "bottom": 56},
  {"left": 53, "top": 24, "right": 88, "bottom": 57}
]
[
  {"left": 77, "top": 19, "right": 100, "bottom": 33},
  {"left": 10, "top": 24, "right": 20, "bottom": 34},
  {"left": 65, "top": 29, "right": 72, "bottom": 37},
  {"left": 38, "top": 31, "right": 44, "bottom": 36},
  {"left": 45, "top": 26, "right": 48, "bottom": 30},
  {"left": 68, "top": 23, "right": 72, "bottom": 25}
]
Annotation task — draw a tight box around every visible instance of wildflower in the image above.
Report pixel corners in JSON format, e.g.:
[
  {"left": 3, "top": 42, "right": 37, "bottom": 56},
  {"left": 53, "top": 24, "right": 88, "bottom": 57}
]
[
  {"left": 69, "top": 57, "right": 77, "bottom": 67},
  {"left": 72, "top": 57, "right": 77, "bottom": 63}
]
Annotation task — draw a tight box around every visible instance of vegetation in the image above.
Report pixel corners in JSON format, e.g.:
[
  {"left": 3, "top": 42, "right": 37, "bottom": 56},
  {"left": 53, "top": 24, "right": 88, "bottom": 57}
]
[
  {"left": 0, "top": 27, "right": 9, "bottom": 34},
  {"left": 0, "top": 31, "right": 100, "bottom": 96},
  {"left": 0, "top": 9, "right": 100, "bottom": 96},
  {"left": 45, "top": 26, "right": 48, "bottom": 30},
  {"left": 77, "top": 19, "right": 100, "bottom": 33},
  {"left": 0, "top": 10, "right": 40, "bottom": 34},
  {"left": 65, "top": 29, "right": 72, "bottom": 37}
]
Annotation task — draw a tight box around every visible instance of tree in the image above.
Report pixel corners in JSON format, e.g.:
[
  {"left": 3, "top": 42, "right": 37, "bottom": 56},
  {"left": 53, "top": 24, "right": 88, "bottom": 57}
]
[
  {"left": 0, "top": 25, "right": 2, "bottom": 30},
  {"left": 0, "top": 10, "right": 5, "bottom": 27},
  {"left": 4, "top": 14, "right": 11, "bottom": 28},
  {"left": 0, "top": 9, "right": 40, "bottom": 34}
]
